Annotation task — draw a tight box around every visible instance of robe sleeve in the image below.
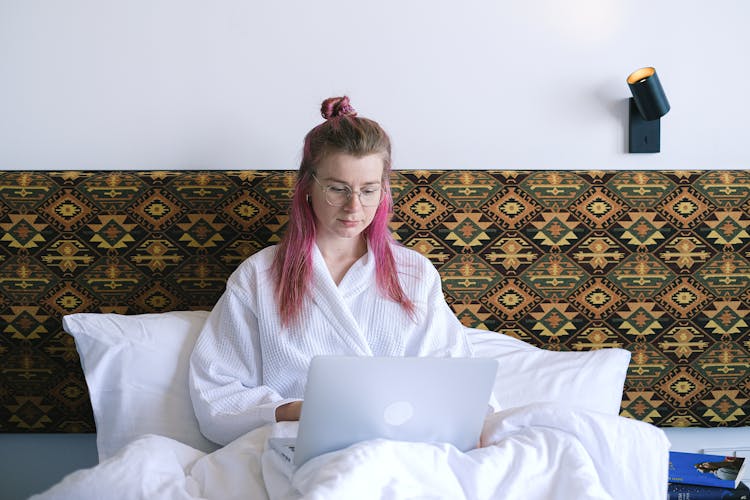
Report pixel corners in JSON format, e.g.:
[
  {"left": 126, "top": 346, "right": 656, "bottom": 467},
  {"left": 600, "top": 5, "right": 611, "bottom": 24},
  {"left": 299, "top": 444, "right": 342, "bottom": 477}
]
[
  {"left": 405, "top": 257, "right": 474, "bottom": 358},
  {"left": 188, "top": 277, "right": 299, "bottom": 445},
  {"left": 405, "top": 253, "right": 502, "bottom": 413}
]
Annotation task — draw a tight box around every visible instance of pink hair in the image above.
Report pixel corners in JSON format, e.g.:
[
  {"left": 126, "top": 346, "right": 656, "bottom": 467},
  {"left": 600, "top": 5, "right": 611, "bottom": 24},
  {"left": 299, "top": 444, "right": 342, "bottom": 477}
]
[{"left": 272, "top": 97, "right": 415, "bottom": 326}]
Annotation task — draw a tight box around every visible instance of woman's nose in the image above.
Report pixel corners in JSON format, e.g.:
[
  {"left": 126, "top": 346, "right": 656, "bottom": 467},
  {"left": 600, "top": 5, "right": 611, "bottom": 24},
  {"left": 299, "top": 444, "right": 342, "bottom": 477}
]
[{"left": 343, "top": 192, "right": 363, "bottom": 209}]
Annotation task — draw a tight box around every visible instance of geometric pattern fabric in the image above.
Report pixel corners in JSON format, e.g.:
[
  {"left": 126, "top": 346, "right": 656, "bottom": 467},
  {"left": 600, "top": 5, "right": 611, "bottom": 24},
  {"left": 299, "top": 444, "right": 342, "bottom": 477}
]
[{"left": 0, "top": 170, "right": 748, "bottom": 432}]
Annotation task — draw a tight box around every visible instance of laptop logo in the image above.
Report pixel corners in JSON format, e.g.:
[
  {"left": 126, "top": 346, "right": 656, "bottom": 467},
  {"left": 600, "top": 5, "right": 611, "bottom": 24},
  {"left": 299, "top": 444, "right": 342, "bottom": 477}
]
[{"left": 384, "top": 401, "right": 414, "bottom": 426}]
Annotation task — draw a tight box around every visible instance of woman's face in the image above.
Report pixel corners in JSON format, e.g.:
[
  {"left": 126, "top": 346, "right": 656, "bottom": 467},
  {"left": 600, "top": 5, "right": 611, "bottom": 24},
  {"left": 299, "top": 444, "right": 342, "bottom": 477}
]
[{"left": 309, "top": 152, "right": 385, "bottom": 246}]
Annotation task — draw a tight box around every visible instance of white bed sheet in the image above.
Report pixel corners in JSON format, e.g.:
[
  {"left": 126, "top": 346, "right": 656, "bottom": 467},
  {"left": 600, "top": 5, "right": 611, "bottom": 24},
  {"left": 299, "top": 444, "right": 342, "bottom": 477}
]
[{"left": 31, "top": 403, "right": 669, "bottom": 500}]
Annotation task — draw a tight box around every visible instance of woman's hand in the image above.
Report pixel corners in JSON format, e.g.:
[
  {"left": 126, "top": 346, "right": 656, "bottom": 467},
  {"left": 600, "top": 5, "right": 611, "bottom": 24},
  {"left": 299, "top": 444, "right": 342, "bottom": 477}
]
[{"left": 275, "top": 401, "right": 303, "bottom": 421}]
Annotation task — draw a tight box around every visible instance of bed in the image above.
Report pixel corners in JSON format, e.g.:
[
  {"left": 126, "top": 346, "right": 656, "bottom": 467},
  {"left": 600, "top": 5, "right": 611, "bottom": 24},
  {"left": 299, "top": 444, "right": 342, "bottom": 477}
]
[{"left": 3, "top": 169, "right": 747, "bottom": 499}]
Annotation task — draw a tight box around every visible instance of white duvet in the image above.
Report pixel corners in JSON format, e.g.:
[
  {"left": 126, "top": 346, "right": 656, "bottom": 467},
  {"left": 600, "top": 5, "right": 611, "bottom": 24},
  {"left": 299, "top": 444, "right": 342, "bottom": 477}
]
[{"left": 32, "top": 402, "right": 669, "bottom": 500}]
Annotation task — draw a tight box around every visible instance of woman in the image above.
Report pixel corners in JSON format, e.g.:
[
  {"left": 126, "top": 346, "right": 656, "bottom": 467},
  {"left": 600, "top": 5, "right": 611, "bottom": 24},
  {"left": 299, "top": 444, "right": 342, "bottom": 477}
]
[
  {"left": 189, "top": 96, "right": 477, "bottom": 446},
  {"left": 695, "top": 458, "right": 742, "bottom": 480}
]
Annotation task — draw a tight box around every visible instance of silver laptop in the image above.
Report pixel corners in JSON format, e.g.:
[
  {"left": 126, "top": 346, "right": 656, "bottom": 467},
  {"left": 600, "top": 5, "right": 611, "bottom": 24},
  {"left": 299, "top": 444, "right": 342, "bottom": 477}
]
[{"left": 269, "top": 355, "right": 498, "bottom": 469}]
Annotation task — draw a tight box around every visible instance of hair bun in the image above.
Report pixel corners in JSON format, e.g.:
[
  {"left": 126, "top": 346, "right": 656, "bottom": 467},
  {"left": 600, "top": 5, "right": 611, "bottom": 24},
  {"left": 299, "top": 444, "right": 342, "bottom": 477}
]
[{"left": 321, "top": 96, "right": 357, "bottom": 119}]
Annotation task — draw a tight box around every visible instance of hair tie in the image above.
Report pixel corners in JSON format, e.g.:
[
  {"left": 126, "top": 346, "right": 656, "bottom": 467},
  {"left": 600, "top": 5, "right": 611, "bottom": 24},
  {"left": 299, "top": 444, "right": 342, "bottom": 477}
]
[{"left": 321, "top": 96, "right": 357, "bottom": 119}]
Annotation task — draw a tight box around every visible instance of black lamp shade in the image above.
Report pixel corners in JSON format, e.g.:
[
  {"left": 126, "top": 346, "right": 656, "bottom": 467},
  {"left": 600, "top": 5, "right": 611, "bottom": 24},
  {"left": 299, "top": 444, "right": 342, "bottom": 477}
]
[{"left": 627, "top": 67, "right": 670, "bottom": 120}]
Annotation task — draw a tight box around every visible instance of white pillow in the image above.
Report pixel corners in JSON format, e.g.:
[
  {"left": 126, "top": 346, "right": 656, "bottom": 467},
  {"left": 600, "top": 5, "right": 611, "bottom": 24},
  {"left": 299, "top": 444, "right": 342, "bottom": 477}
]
[
  {"left": 64, "top": 310, "right": 629, "bottom": 462},
  {"left": 466, "top": 327, "right": 630, "bottom": 416},
  {"left": 63, "top": 310, "right": 219, "bottom": 461}
]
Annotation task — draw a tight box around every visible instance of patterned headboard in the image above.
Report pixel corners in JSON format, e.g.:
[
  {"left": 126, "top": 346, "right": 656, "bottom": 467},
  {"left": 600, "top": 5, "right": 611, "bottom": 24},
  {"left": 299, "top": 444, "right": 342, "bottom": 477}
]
[{"left": 1, "top": 170, "right": 748, "bottom": 432}]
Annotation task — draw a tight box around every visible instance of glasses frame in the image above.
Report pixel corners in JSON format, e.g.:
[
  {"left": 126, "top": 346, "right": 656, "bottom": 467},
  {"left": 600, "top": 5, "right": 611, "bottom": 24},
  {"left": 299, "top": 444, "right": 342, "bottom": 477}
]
[{"left": 311, "top": 173, "right": 384, "bottom": 207}]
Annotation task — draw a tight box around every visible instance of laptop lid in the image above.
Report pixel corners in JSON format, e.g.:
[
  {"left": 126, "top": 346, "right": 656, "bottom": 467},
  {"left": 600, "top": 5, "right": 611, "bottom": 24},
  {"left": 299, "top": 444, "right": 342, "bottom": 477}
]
[{"left": 292, "top": 355, "right": 498, "bottom": 467}]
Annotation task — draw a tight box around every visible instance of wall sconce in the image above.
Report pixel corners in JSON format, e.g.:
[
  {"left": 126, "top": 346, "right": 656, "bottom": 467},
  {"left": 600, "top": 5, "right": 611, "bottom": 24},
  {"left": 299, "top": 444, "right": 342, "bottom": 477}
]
[{"left": 627, "top": 67, "right": 670, "bottom": 153}]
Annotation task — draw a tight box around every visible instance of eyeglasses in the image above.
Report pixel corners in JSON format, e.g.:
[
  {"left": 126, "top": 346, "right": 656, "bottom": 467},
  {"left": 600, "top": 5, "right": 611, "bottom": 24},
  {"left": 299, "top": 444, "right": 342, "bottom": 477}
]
[{"left": 312, "top": 174, "right": 383, "bottom": 207}]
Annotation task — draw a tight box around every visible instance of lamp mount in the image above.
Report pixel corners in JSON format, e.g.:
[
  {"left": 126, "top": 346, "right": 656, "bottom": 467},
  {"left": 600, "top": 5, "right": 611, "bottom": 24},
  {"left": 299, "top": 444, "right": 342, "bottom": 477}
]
[{"left": 628, "top": 97, "right": 661, "bottom": 153}]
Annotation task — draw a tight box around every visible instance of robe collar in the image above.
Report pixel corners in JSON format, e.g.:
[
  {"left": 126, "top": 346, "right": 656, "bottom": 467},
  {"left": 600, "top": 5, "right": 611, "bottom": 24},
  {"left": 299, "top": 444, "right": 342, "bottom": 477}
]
[{"left": 309, "top": 243, "right": 374, "bottom": 356}]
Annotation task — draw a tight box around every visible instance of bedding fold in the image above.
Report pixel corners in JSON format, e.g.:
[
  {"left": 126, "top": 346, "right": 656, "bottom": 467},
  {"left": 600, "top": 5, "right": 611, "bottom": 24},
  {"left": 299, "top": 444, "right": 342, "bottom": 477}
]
[{"left": 31, "top": 403, "right": 669, "bottom": 500}]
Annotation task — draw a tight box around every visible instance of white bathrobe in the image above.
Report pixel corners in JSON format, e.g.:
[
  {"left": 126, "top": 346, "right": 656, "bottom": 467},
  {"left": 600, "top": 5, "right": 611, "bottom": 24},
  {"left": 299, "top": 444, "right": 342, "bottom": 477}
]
[{"left": 189, "top": 243, "right": 473, "bottom": 445}]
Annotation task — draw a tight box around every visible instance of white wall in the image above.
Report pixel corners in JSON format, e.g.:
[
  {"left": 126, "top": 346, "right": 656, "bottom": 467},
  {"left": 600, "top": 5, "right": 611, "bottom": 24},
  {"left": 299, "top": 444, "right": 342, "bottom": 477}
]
[{"left": 1, "top": 0, "right": 748, "bottom": 171}]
